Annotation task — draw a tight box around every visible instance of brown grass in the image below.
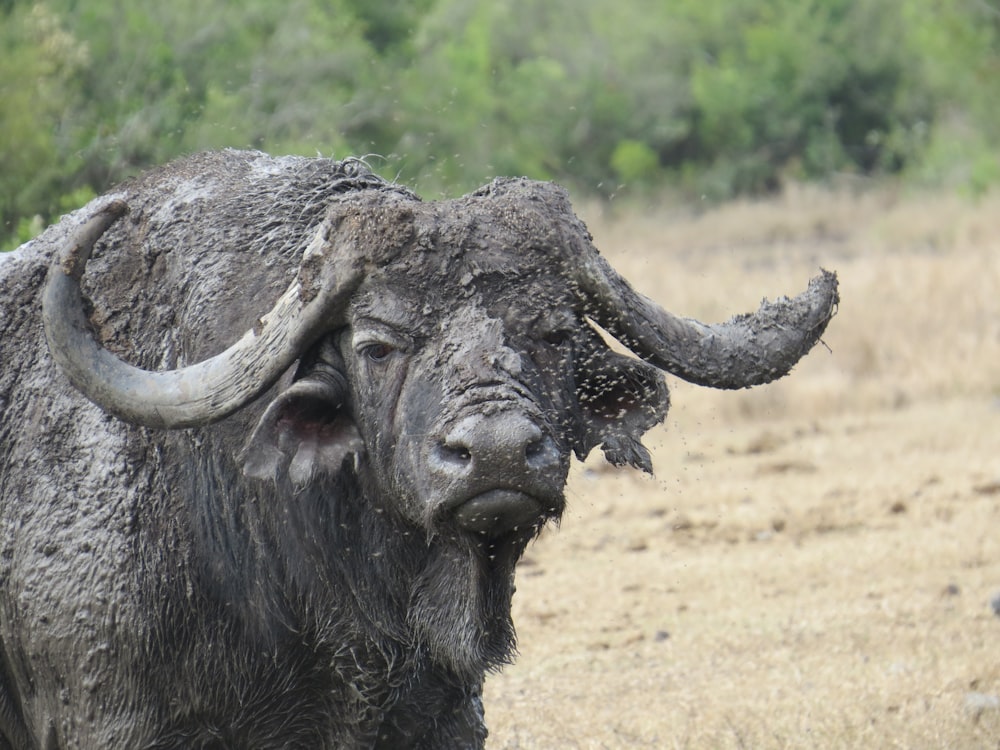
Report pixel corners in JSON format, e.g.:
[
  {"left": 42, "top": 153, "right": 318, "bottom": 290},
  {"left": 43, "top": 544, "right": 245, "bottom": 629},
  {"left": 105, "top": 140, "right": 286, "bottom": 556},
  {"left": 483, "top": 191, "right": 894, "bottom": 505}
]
[{"left": 484, "top": 186, "right": 1000, "bottom": 748}]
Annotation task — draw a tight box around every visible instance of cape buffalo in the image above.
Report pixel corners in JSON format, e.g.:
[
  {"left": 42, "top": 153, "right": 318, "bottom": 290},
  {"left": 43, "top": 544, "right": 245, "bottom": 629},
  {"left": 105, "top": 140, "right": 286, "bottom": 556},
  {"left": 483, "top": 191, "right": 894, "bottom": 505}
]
[{"left": 0, "top": 149, "right": 837, "bottom": 748}]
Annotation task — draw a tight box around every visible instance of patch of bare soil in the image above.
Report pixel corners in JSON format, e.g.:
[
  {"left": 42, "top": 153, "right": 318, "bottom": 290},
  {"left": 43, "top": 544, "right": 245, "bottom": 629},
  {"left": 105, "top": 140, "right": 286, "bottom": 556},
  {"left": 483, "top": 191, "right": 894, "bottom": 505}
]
[{"left": 485, "top": 187, "right": 1000, "bottom": 748}]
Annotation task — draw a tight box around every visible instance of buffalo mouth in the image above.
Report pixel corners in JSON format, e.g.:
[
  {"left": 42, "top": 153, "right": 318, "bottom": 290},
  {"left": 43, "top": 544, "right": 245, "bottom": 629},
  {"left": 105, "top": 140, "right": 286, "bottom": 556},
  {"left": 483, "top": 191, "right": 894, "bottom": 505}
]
[{"left": 451, "top": 489, "right": 554, "bottom": 535}]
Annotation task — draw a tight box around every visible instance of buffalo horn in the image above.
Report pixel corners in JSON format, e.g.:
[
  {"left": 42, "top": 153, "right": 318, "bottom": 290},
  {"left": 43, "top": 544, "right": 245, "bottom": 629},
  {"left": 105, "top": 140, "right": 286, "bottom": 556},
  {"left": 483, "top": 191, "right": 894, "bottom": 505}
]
[
  {"left": 575, "top": 252, "right": 839, "bottom": 389},
  {"left": 42, "top": 200, "right": 364, "bottom": 429}
]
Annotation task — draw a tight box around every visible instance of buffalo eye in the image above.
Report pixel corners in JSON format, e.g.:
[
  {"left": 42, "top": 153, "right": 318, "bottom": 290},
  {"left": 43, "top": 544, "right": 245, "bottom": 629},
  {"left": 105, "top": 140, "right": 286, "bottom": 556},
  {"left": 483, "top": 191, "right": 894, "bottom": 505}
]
[
  {"left": 542, "top": 328, "right": 574, "bottom": 347},
  {"left": 361, "top": 342, "right": 396, "bottom": 363},
  {"left": 352, "top": 321, "right": 412, "bottom": 365}
]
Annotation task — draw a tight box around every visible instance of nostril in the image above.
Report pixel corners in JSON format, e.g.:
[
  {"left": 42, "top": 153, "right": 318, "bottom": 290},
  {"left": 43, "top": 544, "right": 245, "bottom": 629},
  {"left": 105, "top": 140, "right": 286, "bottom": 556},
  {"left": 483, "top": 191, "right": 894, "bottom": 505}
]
[
  {"left": 524, "top": 434, "right": 558, "bottom": 469},
  {"left": 524, "top": 437, "right": 545, "bottom": 461},
  {"left": 435, "top": 441, "right": 472, "bottom": 467}
]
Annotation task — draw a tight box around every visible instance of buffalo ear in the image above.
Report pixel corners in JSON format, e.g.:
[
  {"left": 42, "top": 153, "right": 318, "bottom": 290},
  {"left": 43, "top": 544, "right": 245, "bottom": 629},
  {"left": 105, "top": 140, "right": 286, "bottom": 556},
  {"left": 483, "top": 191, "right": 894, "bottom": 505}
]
[
  {"left": 242, "top": 377, "right": 363, "bottom": 486},
  {"left": 573, "top": 350, "right": 669, "bottom": 473}
]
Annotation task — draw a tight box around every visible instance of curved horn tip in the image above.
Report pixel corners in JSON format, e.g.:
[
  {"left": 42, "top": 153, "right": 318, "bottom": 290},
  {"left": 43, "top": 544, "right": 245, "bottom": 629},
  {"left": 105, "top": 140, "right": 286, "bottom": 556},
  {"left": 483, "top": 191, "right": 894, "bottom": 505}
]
[
  {"left": 766, "top": 268, "right": 839, "bottom": 329},
  {"left": 745, "top": 268, "right": 840, "bottom": 384},
  {"left": 809, "top": 267, "right": 839, "bottom": 311},
  {"left": 59, "top": 199, "right": 130, "bottom": 278},
  {"left": 793, "top": 268, "right": 840, "bottom": 333},
  {"left": 101, "top": 198, "right": 130, "bottom": 218}
]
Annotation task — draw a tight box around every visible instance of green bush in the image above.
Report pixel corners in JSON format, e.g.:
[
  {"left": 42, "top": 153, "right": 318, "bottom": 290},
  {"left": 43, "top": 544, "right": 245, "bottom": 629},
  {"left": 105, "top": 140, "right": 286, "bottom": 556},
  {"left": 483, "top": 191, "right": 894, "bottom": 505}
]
[
  {"left": 0, "top": 4, "right": 88, "bottom": 244},
  {"left": 610, "top": 140, "right": 661, "bottom": 185},
  {"left": 2, "top": 0, "right": 999, "bottom": 250}
]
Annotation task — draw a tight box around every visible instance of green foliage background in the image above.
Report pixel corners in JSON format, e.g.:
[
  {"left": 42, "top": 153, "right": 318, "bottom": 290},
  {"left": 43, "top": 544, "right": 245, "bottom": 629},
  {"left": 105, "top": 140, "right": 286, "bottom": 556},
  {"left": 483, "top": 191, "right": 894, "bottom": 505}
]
[{"left": 2, "top": 0, "right": 999, "bottom": 249}]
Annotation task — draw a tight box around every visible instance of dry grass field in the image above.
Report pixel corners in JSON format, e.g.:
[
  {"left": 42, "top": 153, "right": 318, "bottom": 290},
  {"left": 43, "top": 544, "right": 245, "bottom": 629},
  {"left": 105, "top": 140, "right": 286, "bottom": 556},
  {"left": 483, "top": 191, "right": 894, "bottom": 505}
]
[{"left": 484, "top": 186, "right": 1000, "bottom": 748}]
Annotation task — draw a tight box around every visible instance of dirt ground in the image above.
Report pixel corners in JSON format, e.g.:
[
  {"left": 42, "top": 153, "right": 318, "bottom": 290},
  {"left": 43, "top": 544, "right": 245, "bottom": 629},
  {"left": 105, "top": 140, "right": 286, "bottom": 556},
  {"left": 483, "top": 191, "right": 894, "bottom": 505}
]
[{"left": 484, "top": 186, "right": 1000, "bottom": 749}]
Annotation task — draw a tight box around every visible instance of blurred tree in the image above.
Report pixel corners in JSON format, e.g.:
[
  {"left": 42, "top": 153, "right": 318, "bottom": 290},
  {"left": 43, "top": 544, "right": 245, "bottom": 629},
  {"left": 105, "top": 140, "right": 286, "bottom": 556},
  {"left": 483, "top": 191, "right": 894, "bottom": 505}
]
[
  {"left": 379, "top": 0, "right": 683, "bottom": 194},
  {"left": 902, "top": 0, "right": 1000, "bottom": 194},
  {"left": 0, "top": 3, "right": 89, "bottom": 248},
  {"left": 62, "top": 0, "right": 376, "bottom": 182},
  {"left": 179, "top": 0, "right": 375, "bottom": 158},
  {"left": 2, "top": 0, "right": 999, "bottom": 251},
  {"left": 341, "top": 0, "right": 434, "bottom": 54},
  {"left": 683, "top": 0, "right": 934, "bottom": 196}
]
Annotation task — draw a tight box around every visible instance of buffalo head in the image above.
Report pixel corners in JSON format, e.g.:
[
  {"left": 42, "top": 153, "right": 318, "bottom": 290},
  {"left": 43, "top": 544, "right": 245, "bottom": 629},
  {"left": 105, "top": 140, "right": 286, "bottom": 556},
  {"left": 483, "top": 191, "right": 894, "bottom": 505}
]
[{"left": 44, "top": 177, "right": 836, "bottom": 542}]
